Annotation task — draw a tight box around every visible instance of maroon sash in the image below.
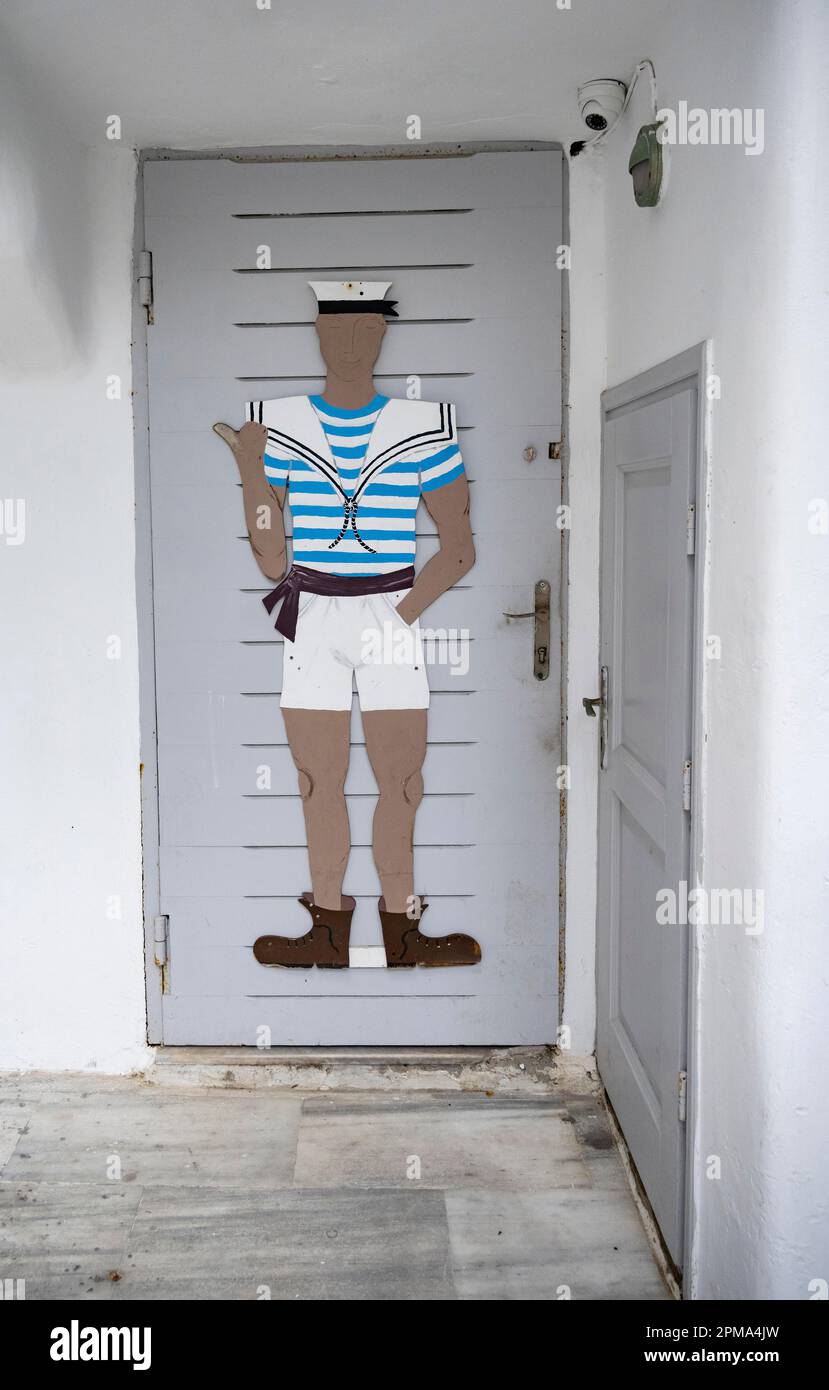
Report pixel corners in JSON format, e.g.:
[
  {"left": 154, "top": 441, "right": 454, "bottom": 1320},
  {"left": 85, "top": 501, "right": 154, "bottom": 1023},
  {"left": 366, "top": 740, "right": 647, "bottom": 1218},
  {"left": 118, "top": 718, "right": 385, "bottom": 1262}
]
[{"left": 263, "top": 564, "right": 415, "bottom": 642}]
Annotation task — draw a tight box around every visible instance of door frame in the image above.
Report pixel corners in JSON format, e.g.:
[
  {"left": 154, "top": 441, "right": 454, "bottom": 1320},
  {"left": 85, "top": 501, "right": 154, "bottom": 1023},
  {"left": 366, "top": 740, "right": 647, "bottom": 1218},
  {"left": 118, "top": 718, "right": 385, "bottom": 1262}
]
[
  {"left": 599, "top": 341, "right": 710, "bottom": 1293},
  {"left": 131, "top": 140, "right": 566, "bottom": 1047}
]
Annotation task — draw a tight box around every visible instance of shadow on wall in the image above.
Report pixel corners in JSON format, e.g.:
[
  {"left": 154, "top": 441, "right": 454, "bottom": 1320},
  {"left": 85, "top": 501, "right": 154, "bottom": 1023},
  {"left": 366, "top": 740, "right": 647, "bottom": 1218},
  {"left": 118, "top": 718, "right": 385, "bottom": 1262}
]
[{"left": 0, "top": 35, "right": 92, "bottom": 376}]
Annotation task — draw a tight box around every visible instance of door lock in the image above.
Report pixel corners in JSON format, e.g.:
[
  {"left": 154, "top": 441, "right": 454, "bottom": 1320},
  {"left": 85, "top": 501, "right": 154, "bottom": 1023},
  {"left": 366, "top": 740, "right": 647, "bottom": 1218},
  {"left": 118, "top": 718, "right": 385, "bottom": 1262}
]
[{"left": 503, "top": 580, "right": 551, "bottom": 680}]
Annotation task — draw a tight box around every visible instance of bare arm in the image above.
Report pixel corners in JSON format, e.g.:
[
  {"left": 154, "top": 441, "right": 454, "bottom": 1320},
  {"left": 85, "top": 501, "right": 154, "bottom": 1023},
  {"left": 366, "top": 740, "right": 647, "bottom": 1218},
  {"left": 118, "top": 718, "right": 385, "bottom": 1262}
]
[
  {"left": 395, "top": 474, "right": 475, "bottom": 625},
  {"left": 213, "top": 421, "right": 288, "bottom": 582}
]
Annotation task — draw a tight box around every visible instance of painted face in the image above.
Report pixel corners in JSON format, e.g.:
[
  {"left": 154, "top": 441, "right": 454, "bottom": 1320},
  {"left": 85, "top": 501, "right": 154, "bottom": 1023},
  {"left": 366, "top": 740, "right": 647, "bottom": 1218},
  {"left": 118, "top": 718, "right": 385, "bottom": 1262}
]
[{"left": 314, "top": 313, "right": 387, "bottom": 382}]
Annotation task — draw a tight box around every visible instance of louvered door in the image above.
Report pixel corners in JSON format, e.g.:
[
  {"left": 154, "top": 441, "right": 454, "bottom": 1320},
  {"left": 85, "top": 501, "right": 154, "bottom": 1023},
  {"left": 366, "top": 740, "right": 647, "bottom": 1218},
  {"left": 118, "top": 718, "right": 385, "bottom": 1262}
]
[{"left": 142, "top": 150, "right": 562, "bottom": 1043}]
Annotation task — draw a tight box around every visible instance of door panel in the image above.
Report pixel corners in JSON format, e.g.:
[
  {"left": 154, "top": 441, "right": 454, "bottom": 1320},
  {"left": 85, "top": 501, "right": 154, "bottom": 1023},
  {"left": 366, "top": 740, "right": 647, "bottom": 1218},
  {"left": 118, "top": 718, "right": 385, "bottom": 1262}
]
[
  {"left": 597, "top": 358, "right": 699, "bottom": 1267},
  {"left": 142, "top": 150, "right": 562, "bottom": 1044}
]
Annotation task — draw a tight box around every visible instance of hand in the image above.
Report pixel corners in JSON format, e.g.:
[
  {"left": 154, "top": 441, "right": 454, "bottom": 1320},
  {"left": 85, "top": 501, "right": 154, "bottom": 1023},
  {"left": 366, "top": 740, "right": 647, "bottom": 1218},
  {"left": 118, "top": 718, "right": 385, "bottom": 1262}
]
[
  {"left": 213, "top": 420, "right": 267, "bottom": 483},
  {"left": 394, "top": 596, "right": 419, "bottom": 627}
]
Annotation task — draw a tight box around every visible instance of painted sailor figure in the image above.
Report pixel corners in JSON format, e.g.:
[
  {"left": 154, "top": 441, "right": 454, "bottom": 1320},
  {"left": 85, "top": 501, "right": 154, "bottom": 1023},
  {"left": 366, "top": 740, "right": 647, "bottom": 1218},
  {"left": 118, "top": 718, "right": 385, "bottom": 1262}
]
[{"left": 214, "top": 280, "right": 481, "bottom": 968}]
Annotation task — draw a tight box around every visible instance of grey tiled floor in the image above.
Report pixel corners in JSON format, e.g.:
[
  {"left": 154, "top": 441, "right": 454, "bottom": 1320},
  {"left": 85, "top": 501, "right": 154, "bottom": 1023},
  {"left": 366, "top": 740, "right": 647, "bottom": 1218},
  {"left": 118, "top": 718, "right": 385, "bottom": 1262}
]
[{"left": 0, "top": 1076, "right": 669, "bottom": 1300}]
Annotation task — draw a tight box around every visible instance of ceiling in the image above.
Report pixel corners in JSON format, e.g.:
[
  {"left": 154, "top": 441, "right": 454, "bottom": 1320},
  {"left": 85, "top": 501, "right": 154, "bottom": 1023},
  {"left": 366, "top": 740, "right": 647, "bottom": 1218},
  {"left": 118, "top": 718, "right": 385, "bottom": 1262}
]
[{"left": 1, "top": 0, "right": 673, "bottom": 149}]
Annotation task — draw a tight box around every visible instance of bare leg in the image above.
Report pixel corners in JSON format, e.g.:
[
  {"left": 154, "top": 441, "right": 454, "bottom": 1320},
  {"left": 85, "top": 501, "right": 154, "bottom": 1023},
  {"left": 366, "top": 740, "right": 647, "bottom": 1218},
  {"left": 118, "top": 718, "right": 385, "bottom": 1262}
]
[
  {"left": 282, "top": 708, "right": 351, "bottom": 910},
  {"left": 362, "top": 709, "right": 427, "bottom": 913}
]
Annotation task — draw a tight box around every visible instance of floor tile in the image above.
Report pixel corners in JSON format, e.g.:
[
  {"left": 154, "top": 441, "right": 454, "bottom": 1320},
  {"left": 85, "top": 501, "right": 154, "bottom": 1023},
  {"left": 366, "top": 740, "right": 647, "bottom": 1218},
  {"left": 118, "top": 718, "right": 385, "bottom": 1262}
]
[
  {"left": 446, "top": 1189, "right": 669, "bottom": 1300},
  {"left": 110, "top": 1185, "right": 456, "bottom": 1301},
  {"left": 2, "top": 1089, "right": 302, "bottom": 1190},
  {"left": 0, "top": 1180, "right": 143, "bottom": 1301},
  {"left": 294, "top": 1092, "right": 590, "bottom": 1191}
]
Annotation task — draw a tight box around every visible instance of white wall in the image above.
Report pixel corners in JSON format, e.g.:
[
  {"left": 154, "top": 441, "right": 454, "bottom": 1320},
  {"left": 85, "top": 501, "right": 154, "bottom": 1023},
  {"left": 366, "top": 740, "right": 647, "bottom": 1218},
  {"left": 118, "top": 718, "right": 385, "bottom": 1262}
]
[
  {"left": 0, "top": 48, "right": 150, "bottom": 1072},
  {"left": 568, "top": 0, "right": 828, "bottom": 1299}
]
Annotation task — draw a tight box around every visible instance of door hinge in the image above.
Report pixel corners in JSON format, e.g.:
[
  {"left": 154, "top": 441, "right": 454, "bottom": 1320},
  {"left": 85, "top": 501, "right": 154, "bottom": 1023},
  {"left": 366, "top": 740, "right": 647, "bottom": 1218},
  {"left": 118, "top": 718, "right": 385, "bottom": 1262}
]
[
  {"left": 153, "top": 914, "right": 169, "bottom": 968},
  {"left": 682, "top": 758, "right": 692, "bottom": 812},
  {"left": 138, "top": 250, "right": 154, "bottom": 323},
  {"left": 153, "top": 914, "right": 170, "bottom": 993},
  {"left": 686, "top": 503, "right": 696, "bottom": 555},
  {"left": 678, "top": 1069, "right": 688, "bottom": 1122}
]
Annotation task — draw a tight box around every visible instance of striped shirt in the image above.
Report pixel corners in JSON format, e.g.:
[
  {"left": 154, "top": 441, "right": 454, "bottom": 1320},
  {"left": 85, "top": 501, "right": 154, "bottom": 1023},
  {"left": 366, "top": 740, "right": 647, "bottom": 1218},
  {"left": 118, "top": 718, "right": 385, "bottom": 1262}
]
[{"left": 262, "top": 394, "right": 465, "bottom": 576}]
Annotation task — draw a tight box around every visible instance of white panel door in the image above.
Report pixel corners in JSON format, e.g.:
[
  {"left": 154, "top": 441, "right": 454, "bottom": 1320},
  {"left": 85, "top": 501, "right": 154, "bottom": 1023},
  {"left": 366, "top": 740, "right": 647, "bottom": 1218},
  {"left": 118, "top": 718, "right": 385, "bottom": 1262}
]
[
  {"left": 597, "top": 350, "right": 700, "bottom": 1266},
  {"left": 142, "top": 150, "right": 562, "bottom": 1044}
]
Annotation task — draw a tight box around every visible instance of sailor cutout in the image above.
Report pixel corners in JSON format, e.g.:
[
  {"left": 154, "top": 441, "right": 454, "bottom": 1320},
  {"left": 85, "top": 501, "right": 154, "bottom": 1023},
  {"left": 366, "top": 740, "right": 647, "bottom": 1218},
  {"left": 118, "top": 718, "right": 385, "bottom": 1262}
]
[{"left": 214, "top": 280, "right": 481, "bottom": 968}]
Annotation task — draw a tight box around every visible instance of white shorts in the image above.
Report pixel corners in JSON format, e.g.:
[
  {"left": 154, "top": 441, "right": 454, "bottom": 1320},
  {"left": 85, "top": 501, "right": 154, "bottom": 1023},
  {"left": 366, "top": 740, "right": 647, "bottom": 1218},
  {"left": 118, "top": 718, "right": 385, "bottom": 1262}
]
[{"left": 280, "top": 587, "right": 431, "bottom": 712}]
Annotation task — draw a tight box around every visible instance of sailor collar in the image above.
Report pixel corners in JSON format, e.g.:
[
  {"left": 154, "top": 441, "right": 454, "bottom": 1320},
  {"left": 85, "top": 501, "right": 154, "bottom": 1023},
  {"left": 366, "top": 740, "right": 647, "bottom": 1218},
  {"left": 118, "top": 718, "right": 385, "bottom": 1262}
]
[{"left": 246, "top": 395, "right": 457, "bottom": 505}]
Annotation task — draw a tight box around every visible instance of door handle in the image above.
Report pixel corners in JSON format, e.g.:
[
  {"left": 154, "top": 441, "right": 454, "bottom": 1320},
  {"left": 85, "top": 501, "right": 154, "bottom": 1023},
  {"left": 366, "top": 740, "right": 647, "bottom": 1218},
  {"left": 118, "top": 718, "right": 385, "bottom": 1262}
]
[
  {"left": 582, "top": 665, "right": 609, "bottom": 769},
  {"left": 503, "top": 580, "right": 551, "bottom": 681}
]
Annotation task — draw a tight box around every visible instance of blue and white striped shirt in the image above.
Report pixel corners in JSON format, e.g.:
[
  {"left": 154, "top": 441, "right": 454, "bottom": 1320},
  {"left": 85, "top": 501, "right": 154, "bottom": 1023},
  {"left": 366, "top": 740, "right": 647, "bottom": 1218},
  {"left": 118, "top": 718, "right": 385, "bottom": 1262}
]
[{"left": 262, "top": 394, "right": 465, "bottom": 576}]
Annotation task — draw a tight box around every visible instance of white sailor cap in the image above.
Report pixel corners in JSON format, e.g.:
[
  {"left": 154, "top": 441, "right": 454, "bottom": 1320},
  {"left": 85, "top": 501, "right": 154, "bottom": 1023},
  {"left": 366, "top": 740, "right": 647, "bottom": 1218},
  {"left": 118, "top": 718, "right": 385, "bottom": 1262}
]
[{"left": 308, "top": 280, "right": 398, "bottom": 316}]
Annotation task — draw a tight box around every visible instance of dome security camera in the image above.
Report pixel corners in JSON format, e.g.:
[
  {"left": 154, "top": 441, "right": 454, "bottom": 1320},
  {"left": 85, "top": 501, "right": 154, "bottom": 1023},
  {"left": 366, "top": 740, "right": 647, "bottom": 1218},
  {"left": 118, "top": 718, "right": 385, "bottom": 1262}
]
[{"left": 577, "top": 78, "right": 628, "bottom": 133}]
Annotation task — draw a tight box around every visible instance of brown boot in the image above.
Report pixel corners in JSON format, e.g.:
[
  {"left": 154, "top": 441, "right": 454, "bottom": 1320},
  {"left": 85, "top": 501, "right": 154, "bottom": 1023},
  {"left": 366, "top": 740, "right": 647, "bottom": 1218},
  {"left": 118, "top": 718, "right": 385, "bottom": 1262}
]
[
  {"left": 253, "top": 893, "right": 354, "bottom": 968},
  {"left": 379, "top": 896, "right": 481, "bottom": 968}
]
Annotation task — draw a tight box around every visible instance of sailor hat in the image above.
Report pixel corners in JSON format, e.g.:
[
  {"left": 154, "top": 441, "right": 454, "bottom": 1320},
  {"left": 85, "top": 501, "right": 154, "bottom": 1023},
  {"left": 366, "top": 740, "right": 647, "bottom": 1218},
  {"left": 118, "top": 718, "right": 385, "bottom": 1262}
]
[{"left": 308, "top": 280, "right": 398, "bottom": 316}]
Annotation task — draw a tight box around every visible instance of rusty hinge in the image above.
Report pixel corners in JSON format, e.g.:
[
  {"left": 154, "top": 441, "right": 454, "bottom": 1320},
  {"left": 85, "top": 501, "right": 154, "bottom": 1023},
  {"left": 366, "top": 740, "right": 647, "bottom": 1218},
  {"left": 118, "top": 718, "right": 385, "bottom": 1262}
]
[
  {"left": 153, "top": 915, "right": 170, "bottom": 993},
  {"left": 138, "top": 250, "right": 154, "bottom": 323},
  {"left": 678, "top": 1069, "right": 688, "bottom": 1123},
  {"left": 153, "top": 914, "right": 170, "bottom": 995}
]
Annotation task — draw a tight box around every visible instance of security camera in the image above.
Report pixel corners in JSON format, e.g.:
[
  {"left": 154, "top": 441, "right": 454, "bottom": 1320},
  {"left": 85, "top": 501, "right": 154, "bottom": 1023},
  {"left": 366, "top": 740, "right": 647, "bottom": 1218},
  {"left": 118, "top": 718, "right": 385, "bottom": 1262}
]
[{"left": 577, "top": 78, "right": 628, "bottom": 133}]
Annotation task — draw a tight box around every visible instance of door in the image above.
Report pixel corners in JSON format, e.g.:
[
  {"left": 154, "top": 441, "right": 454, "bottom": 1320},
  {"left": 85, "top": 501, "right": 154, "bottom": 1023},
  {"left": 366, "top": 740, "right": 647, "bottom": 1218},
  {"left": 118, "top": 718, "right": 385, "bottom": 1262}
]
[
  {"left": 141, "top": 149, "right": 563, "bottom": 1045},
  {"left": 596, "top": 349, "right": 701, "bottom": 1266}
]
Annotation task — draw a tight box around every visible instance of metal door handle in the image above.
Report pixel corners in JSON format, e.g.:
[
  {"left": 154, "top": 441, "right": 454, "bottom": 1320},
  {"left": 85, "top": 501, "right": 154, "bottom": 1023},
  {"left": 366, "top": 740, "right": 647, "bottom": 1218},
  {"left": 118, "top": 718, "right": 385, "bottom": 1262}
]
[
  {"left": 503, "top": 580, "right": 551, "bottom": 680},
  {"left": 582, "top": 666, "right": 609, "bottom": 768}
]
